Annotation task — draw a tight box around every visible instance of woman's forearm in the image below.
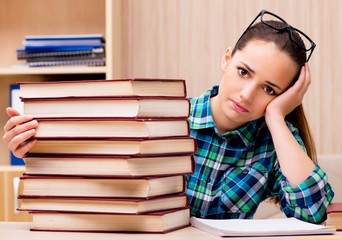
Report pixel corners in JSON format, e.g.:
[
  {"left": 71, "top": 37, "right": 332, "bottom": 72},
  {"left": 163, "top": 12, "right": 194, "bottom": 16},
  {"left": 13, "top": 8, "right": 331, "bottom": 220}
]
[{"left": 266, "top": 114, "right": 315, "bottom": 186}]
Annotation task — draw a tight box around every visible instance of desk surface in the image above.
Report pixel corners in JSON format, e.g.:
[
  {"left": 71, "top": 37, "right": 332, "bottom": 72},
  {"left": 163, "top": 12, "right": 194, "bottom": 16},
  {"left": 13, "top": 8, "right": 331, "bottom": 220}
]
[{"left": 0, "top": 222, "right": 341, "bottom": 240}]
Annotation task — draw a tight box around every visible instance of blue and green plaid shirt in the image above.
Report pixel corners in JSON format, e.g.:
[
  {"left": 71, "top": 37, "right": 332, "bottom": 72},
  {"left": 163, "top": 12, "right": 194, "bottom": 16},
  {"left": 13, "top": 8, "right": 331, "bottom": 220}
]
[{"left": 185, "top": 86, "right": 334, "bottom": 223}]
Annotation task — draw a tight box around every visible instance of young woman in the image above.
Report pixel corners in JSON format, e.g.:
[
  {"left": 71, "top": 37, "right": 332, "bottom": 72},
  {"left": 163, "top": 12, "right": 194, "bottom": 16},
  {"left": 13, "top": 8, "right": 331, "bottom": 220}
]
[
  {"left": 185, "top": 10, "right": 333, "bottom": 223},
  {"left": 3, "top": 10, "right": 334, "bottom": 224}
]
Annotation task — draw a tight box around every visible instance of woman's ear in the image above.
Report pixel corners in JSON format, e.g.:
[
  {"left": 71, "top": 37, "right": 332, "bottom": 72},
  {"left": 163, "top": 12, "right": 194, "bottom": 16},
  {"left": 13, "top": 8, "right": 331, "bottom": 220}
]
[{"left": 221, "top": 47, "right": 232, "bottom": 72}]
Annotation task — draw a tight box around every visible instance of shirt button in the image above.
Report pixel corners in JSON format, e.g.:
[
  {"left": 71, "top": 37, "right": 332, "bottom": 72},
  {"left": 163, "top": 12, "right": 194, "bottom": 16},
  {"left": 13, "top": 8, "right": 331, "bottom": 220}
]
[
  {"left": 205, "top": 177, "right": 211, "bottom": 183},
  {"left": 243, "top": 169, "right": 249, "bottom": 175},
  {"left": 218, "top": 139, "right": 224, "bottom": 144}
]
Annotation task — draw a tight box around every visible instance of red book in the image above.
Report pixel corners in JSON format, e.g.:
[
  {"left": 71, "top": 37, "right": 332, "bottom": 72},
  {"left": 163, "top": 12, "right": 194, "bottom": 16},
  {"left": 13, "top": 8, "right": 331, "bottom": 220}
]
[
  {"left": 21, "top": 96, "right": 190, "bottom": 119},
  {"left": 18, "top": 193, "right": 189, "bottom": 214},
  {"left": 28, "top": 136, "right": 196, "bottom": 157},
  {"left": 34, "top": 118, "right": 190, "bottom": 139},
  {"left": 20, "top": 174, "right": 186, "bottom": 198},
  {"left": 327, "top": 203, "right": 342, "bottom": 231},
  {"left": 23, "top": 154, "right": 194, "bottom": 177},
  {"left": 29, "top": 207, "right": 190, "bottom": 233},
  {"left": 19, "top": 78, "right": 187, "bottom": 98}
]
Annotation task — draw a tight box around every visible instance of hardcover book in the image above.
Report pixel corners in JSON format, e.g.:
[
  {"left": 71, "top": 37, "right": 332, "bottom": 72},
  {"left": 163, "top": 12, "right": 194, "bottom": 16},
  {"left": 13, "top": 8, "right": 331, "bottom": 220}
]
[
  {"left": 23, "top": 154, "right": 194, "bottom": 177},
  {"left": 18, "top": 193, "right": 188, "bottom": 214},
  {"left": 34, "top": 119, "right": 189, "bottom": 139},
  {"left": 19, "top": 79, "right": 187, "bottom": 98},
  {"left": 20, "top": 175, "right": 185, "bottom": 198},
  {"left": 22, "top": 97, "right": 190, "bottom": 119},
  {"left": 28, "top": 137, "right": 196, "bottom": 156},
  {"left": 29, "top": 208, "right": 190, "bottom": 233}
]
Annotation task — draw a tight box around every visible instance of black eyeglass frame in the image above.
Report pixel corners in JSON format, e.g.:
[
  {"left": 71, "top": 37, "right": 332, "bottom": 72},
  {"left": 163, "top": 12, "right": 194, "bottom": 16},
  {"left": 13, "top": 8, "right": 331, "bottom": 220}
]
[{"left": 237, "top": 9, "right": 316, "bottom": 62}]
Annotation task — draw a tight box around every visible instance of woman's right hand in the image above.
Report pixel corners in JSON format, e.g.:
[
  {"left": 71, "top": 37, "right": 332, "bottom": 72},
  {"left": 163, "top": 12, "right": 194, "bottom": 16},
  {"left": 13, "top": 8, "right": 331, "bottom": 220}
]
[{"left": 2, "top": 107, "right": 38, "bottom": 158}]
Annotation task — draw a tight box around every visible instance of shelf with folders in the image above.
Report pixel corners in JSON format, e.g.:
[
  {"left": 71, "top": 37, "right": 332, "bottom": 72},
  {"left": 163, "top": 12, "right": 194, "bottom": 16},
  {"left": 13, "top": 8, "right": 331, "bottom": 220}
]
[{"left": 0, "top": 0, "right": 122, "bottom": 166}]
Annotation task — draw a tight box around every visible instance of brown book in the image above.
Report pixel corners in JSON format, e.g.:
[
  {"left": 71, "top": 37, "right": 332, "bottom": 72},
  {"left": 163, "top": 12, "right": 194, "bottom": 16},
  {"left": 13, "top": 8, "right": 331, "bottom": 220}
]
[
  {"left": 23, "top": 154, "right": 194, "bottom": 177},
  {"left": 19, "top": 78, "right": 187, "bottom": 99},
  {"left": 20, "top": 175, "right": 185, "bottom": 198},
  {"left": 29, "top": 208, "right": 190, "bottom": 233},
  {"left": 326, "top": 203, "right": 342, "bottom": 231},
  {"left": 28, "top": 137, "right": 196, "bottom": 156},
  {"left": 18, "top": 193, "right": 188, "bottom": 214},
  {"left": 22, "top": 97, "right": 190, "bottom": 119},
  {"left": 35, "top": 118, "right": 189, "bottom": 138}
]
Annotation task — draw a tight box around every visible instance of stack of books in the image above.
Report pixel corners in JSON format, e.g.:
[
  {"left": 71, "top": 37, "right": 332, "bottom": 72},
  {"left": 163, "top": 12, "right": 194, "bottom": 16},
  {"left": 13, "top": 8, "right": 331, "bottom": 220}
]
[
  {"left": 17, "top": 78, "right": 195, "bottom": 233},
  {"left": 16, "top": 34, "right": 105, "bottom": 67}
]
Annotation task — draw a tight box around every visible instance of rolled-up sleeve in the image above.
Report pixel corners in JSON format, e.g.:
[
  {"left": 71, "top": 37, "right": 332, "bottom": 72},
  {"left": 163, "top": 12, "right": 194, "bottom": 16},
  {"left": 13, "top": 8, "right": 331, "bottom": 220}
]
[{"left": 279, "top": 164, "right": 334, "bottom": 223}]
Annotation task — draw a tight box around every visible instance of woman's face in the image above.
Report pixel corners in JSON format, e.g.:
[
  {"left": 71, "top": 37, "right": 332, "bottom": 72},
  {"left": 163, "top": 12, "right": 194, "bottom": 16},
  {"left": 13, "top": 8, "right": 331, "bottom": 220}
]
[{"left": 211, "top": 39, "right": 299, "bottom": 132}]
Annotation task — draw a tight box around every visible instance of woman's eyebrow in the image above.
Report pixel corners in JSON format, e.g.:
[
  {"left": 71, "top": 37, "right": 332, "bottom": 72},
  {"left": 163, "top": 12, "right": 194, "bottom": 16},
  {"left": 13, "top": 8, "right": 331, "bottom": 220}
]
[
  {"left": 241, "top": 61, "right": 282, "bottom": 91},
  {"left": 265, "top": 81, "right": 282, "bottom": 91},
  {"left": 241, "top": 62, "right": 255, "bottom": 74}
]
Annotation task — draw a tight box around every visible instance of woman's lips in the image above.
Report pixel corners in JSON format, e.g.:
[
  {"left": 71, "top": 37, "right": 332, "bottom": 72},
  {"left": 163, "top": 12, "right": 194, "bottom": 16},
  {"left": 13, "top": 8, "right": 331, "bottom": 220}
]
[{"left": 232, "top": 100, "right": 249, "bottom": 113}]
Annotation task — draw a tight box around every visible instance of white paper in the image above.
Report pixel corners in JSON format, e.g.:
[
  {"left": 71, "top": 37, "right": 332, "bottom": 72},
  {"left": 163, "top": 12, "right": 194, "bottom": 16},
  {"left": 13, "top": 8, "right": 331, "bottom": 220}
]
[{"left": 190, "top": 217, "right": 336, "bottom": 237}]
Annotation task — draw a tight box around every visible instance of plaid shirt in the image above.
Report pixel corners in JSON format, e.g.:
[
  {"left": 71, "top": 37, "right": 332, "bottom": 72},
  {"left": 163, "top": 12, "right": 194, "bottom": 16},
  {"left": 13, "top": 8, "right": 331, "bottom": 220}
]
[{"left": 185, "top": 86, "right": 334, "bottom": 223}]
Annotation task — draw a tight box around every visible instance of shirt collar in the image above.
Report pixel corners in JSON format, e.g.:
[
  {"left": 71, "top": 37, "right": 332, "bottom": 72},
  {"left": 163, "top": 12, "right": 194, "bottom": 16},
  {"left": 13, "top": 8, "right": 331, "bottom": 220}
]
[
  {"left": 188, "top": 86, "right": 217, "bottom": 129},
  {"left": 189, "top": 85, "right": 261, "bottom": 147}
]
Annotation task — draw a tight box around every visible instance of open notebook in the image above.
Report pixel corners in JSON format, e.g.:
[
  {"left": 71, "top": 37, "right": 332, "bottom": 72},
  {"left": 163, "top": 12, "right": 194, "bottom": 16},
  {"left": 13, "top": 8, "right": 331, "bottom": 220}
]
[{"left": 190, "top": 217, "right": 336, "bottom": 237}]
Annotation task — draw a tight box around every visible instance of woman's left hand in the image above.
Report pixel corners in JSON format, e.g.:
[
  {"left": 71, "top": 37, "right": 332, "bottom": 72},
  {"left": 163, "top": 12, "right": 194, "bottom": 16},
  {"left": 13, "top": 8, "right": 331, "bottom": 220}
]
[{"left": 265, "top": 63, "right": 311, "bottom": 119}]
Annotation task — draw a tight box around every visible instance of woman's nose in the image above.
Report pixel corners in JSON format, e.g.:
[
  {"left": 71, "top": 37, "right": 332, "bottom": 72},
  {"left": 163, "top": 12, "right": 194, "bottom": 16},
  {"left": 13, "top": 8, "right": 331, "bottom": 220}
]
[{"left": 239, "top": 82, "right": 257, "bottom": 102}]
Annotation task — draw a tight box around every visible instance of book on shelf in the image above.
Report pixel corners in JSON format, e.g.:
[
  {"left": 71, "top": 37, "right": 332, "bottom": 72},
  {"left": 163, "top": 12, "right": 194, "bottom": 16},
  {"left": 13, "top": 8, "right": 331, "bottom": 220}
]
[
  {"left": 17, "top": 48, "right": 104, "bottom": 59},
  {"left": 20, "top": 175, "right": 185, "bottom": 198},
  {"left": 190, "top": 217, "right": 336, "bottom": 237},
  {"left": 326, "top": 202, "right": 342, "bottom": 231},
  {"left": 29, "top": 207, "right": 190, "bottom": 233},
  {"left": 23, "top": 37, "right": 105, "bottom": 52},
  {"left": 28, "top": 137, "right": 196, "bottom": 156},
  {"left": 18, "top": 193, "right": 188, "bottom": 214},
  {"left": 23, "top": 39, "right": 103, "bottom": 47},
  {"left": 34, "top": 119, "right": 189, "bottom": 139},
  {"left": 23, "top": 44, "right": 105, "bottom": 52},
  {"left": 19, "top": 79, "right": 187, "bottom": 98},
  {"left": 27, "top": 59, "right": 105, "bottom": 67},
  {"left": 23, "top": 154, "right": 194, "bottom": 177},
  {"left": 24, "top": 34, "right": 104, "bottom": 41},
  {"left": 25, "top": 53, "right": 104, "bottom": 62}
]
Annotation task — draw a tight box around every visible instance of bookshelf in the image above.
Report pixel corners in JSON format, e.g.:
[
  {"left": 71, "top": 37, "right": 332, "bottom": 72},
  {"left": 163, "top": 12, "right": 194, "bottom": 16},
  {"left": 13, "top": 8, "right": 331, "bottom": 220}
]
[
  {"left": 0, "top": 0, "right": 123, "bottom": 165},
  {"left": 0, "top": 166, "right": 31, "bottom": 221}
]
